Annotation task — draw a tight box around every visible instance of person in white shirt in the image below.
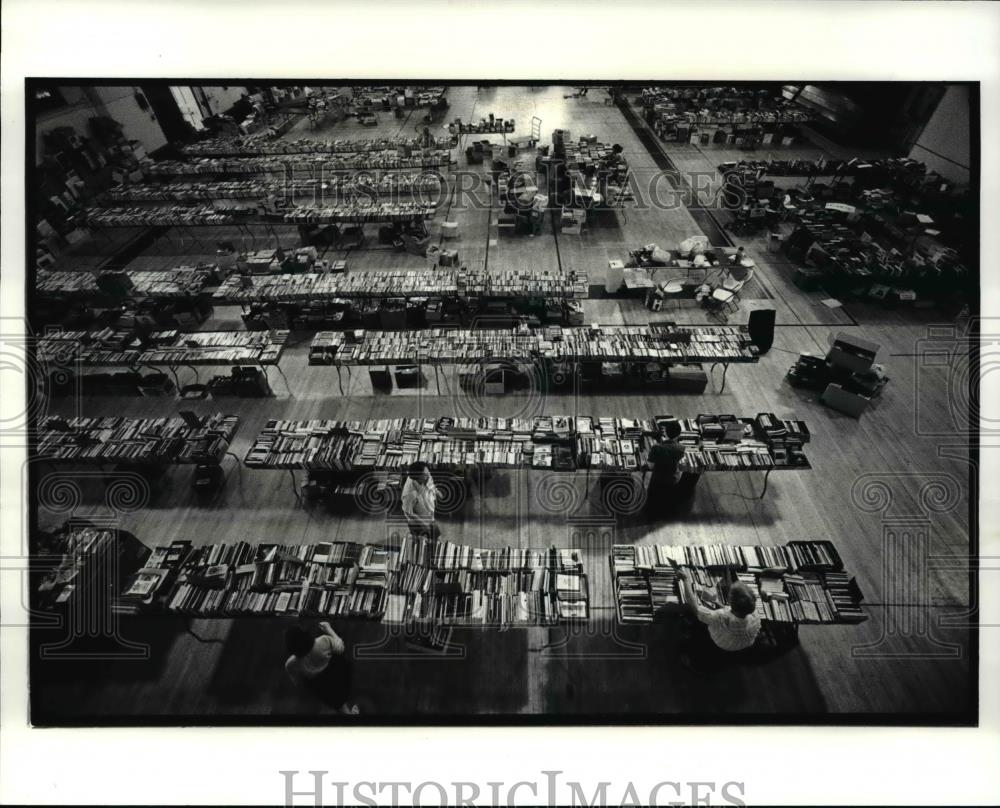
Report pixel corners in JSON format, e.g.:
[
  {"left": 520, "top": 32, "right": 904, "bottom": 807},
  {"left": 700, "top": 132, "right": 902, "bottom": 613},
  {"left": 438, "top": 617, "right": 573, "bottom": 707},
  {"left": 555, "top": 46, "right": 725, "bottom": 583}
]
[
  {"left": 284, "top": 622, "right": 358, "bottom": 714},
  {"left": 402, "top": 460, "right": 440, "bottom": 539},
  {"left": 674, "top": 562, "right": 762, "bottom": 667}
]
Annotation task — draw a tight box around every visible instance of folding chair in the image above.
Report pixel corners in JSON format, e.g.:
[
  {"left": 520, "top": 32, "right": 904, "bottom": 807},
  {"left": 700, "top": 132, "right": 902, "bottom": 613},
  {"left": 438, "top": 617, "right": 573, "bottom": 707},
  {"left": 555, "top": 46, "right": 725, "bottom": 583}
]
[{"left": 707, "top": 268, "right": 754, "bottom": 320}]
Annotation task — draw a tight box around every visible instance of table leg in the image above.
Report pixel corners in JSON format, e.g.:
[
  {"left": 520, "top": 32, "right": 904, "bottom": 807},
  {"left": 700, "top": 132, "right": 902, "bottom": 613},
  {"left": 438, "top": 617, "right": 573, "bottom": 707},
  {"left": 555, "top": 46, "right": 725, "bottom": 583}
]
[
  {"left": 288, "top": 468, "right": 302, "bottom": 504},
  {"left": 757, "top": 467, "right": 773, "bottom": 500},
  {"left": 710, "top": 362, "right": 730, "bottom": 394},
  {"left": 216, "top": 450, "right": 242, "bottom": 491},
  {"left": 582, "top": 464, "right": 593, "bottom": 503},
  {"left": 336, "top": 365, "right": 344, "bottom": 396},
  {"left": 166, "top": 365, "right": 181, "bottom": 391},
  {"left": 270, "top": 363, "right": 293, "bottom": 397},
  {"left": 259, "top": 365, "right": 273, "bottom": 396}
]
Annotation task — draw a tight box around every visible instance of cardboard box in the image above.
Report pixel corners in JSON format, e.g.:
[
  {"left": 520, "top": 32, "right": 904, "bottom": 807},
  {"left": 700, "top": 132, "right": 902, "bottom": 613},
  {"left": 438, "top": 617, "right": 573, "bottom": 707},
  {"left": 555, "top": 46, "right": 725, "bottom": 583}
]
[
  {"left": 668, "top": 364, "right": 708, "bottom": 394},
  {"left": 821, "top": 383, "right": 870, "bottom": 418},
  {"left": 793, "top": 266, "right": 824, "bottom": 291}
]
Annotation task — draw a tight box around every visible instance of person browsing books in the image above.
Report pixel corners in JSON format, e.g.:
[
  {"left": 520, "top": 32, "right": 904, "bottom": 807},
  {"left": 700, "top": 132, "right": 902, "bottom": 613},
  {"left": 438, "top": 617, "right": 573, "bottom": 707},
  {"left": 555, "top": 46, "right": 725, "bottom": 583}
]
[
  {"left": 284, "top": 622, "right": 358, "bottom": 714},
  {"left": 644, "top": 419, "right": 687, "bottom": 517},
  {"left": 417, "top": 125, "right": 435, "bottom": 150},
  {"left": 402, "top": 460, "right": 440, "bottom": 539},
  {"left": 674, "top": 562, "right": 762, "bottom": 656}
]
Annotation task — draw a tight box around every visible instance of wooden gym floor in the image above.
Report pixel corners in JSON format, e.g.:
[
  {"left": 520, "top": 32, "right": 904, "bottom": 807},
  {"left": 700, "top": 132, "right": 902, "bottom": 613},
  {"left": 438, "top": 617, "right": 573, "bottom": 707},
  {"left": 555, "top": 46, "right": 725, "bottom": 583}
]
[{"left": 32, "top": 86, "right": 976, "bottom": 724}]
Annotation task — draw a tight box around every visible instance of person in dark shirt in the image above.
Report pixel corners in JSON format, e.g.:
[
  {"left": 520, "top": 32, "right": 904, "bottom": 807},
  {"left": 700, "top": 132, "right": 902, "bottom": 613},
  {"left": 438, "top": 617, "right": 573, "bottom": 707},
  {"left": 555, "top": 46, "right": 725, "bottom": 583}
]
[
  {"left": 645, "top": 419, "right": 687, "bottom": 517},
  {"left": 417, "top": 125, "right": 435, "bottom": 150}
]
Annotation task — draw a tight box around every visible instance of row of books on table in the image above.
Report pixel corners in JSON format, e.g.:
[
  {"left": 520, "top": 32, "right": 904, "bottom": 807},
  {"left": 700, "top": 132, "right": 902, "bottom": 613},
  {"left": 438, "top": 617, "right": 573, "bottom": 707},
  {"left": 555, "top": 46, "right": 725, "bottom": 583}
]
[
  {"left": 86, "top": 205, "right": 255, "bottom": 227},
  {"left": 351, "top": 86, "right": 447, "bottom": 109},
  {"left": 214, "top": 269, "right": 589, "bottom": 304},
  {"left": 242, "top": 413, "right": 810, "bottom": 472},
  {"left": 159, "top": 586, "right": 586, "bottom": 624},
  {"left": 307, "top": 324, "right": 758, "bottom": 366},
  {"left": 718, "top": 156, "right": 927, "bottom": 180},
  {"left": 450, "top": 119, "right": 515, "bottom": 134},
  {"left": 616, "top": 540, "right": 840, "bottom": 574},
  {"left": 134, "top": 536, "right": 582, "bottom": 575},
  {"left": 107, "top": 174, "right": 444, "bottom": 202},
  {"left": 240, "top": 414, "right": 806, "bottom": 446},
  {"left": 788, "top": 209, "right": 967, "bottom": 286},
  {"left": 460, "top": 269, "right": 589, "bottom": 298},
  {"left": 575, "top": 414, "right": 809, "bottom": 472},
  {"left": 37, "top": 329, "right": 288, "bottom": 367},
  {"left": 118, "top": 537, "right": 588, "bottom": 625},
  {"left": 145, "top": 152, "right": 453, "bottom": 176},
  {"left": 180, "top": 135, "right": 454, "bottom": 157},
  {"left": 640, "top": 86, "right": 778, "bottom": 106},
  {"left": 36, "top": 414, "right": 239, "bottom": 465},
  {"left": 88, "top": 202, "right": 435, "bottom": 228},
  {"left": 611, "top": 543, "right": 865, "bottom": 625},
  {"left": 34, "top": 526, "right": 118, "bottom": 611},
  {"left": 37, "top": 268, "right": 213, "bottom": 299},
  {"left": 37, "top": 327, "right": 174, "bottom": 362},
  {"left": 281, "top": 202, "right": 436, "bottom": 224}
]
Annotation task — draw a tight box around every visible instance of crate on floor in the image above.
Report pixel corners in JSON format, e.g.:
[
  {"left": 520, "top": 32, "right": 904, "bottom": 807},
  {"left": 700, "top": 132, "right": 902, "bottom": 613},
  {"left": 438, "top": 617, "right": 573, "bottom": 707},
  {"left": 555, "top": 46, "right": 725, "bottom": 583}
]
[
  {"left": 794, "top": 266, "right": 824, "bottom": 291},
  {"left": 668, "top": 364, "right": 708, "bottom": 393},
  {"left": 394, "top": 365, "right": 423, "bottom": 388},
  {"left": 369, "top": 366, "right": 392, "bottom": 392}
]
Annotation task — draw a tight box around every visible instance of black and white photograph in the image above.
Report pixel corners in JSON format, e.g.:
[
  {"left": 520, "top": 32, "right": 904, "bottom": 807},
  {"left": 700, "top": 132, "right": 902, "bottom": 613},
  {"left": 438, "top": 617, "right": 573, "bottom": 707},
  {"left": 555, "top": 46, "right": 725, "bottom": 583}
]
[
  {"left": 18, "top": 76, "right": 983, "bottom": 725},
  {"left": 2, "top": 2, "right": 999, "bottom": 806}
]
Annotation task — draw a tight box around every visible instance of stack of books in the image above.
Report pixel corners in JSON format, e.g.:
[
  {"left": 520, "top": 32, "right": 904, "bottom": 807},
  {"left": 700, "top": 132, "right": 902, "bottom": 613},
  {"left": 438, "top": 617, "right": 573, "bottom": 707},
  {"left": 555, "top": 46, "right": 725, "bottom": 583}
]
[
  {"left": 35, "top": 525, "right": 117, "bottom": 611},
  {"left": 214, "top": 269, "right": 587, "bottom": 305},
  {"left": 117, "top": 539, "right": 193, "bottom": 614},
  {"left": 610, "top": 542, "right": 865, "bottom": 626},
  {"left": 38, "top": 329, "right": 288, "bottom": 367},
  {"left": 37, "top": 413, "right": 239, "bottom": 466},
  {"left": 36, "top": 270, "right": 99, "bottom": 297},
  {"left": 107, "top": 176, "right": 444, "bottom": 203},
  {"left": 282, "top": 201, "right": 435, "bottom": 224},
  {"left": 450, "top": 118, "right": 515, "bottom": 135},
  {"left": 214, "top": 270, "right": 461, "bottom": 304},
  {"left": 86, "top": 205, "right": 256, "bottom": 227},
  {"left": 36, "top": 265, "right": 204, "bottom": 304},
  {"left": 123, "top": 268, "right": 213, "bottom": 299},
  {"left": 459, "top": 268, "right": 589, "bottom": 300}
]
